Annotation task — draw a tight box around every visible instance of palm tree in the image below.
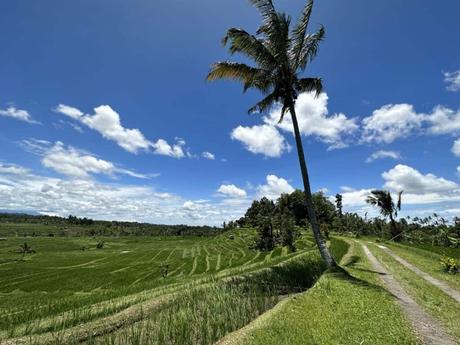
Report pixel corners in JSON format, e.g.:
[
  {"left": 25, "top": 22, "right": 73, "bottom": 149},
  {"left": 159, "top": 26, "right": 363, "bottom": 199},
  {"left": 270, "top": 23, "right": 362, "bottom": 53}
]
[
  {"left": 366, "top": 190, "right": 403, "bottom": 241},
  {"left": 207, "top": 0, "right": 336, "bottom": 267}
]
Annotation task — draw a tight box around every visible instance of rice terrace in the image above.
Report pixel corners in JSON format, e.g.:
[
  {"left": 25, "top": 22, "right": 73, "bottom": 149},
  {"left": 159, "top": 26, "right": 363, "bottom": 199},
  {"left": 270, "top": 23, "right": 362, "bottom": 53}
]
[{"left": 1, "top": 0, "right": 460, "bottom": 344}]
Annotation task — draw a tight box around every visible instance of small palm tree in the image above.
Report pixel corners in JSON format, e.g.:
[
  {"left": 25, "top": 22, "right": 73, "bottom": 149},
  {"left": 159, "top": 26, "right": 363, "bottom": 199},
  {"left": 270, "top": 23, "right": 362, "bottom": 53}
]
[
  {"left": 207, "top": 0, "right": 336, "bottom": 267},
  {"left": 366, "top": 190, "right": 403, "bottom": 241},
  {"left": 18, "top": 242, "right": 35, "bottom": 260}
]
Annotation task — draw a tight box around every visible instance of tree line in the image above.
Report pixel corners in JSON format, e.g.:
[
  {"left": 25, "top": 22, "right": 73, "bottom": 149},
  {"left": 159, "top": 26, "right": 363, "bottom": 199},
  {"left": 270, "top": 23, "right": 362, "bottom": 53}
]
[
  {"left": 0, "top": 213, "right": 224, "bottom": 237},
  {"left": 225, "top": 189, "right": 460, "bottom": 249}
]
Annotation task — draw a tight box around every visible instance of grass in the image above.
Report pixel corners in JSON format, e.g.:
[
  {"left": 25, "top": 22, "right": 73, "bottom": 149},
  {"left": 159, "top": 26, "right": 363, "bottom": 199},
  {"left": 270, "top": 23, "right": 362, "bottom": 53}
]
[
  {"left": 382, "top": 241, "right": 460, "bottom": 290},
  {"left": 0, "top": 229, "right": 318, "bottom": 341},
  {"left": 368, "top": 243, "right": 460, "bottom": 342},
  {"left": 85, "top": 248, "right": 329, "bottom": 345},
  {"left": 219, "top": 239, "right": 420, "bottom": 345}
]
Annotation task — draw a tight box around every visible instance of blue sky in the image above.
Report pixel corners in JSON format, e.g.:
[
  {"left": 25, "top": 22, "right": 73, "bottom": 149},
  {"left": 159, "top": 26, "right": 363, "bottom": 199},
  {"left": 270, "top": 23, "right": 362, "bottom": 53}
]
[{"left": 1, "top": 0, "right": 460, "bottom": 225}]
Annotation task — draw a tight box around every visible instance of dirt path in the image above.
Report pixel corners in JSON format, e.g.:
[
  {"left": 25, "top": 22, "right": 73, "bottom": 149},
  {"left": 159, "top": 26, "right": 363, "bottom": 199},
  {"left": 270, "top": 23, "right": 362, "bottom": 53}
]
[
  {"left": 362, "top": 243, "right": 457, "bottom": 345},
  {"left": 377, "top": 245, "right": 460, "bottom": 303}
]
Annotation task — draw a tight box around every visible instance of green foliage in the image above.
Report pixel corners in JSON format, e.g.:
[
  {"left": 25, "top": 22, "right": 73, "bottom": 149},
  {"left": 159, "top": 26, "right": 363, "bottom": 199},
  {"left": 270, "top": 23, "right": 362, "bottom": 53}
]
[
  {"left": 440, "top": 256, "right": 459, "bottom": 274},
  {"left": 0, "top": 213, "right": 224, "bottom": 237},
  {"left": 274, "top": 210, "right": 299, "bottom": 252},
  {"left": 335, "top": 193, "right": 343, "bottom": 217},
  {"left": 253, "top": 217, "right": 276, "bottom": 251}
]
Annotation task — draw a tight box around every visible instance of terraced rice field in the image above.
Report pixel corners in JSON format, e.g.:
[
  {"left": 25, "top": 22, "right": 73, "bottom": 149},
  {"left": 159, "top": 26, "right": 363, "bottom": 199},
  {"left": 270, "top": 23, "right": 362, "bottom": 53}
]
[{"left": 0, "top": 230, "right": 319, "bottom": 344}]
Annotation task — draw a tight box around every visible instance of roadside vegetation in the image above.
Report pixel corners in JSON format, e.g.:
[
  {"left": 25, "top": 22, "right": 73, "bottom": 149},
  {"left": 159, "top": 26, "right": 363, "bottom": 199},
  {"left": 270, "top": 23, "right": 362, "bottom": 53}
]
[
  {"left": 218, "top": 240, "right": 419, "bottom": 345},
  {"left": 368, "top": 243, "right": 460, "bottom": 342}
]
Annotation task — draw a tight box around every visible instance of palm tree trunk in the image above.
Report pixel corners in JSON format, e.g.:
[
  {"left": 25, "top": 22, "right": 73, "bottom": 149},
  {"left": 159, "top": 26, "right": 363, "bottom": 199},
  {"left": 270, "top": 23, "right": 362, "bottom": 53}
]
[
  {"left": 389, "top": 214, "right": 401, "bottom": 242},
  {"left": 289, "top": 104, "right": 337, "bottom": 268}
]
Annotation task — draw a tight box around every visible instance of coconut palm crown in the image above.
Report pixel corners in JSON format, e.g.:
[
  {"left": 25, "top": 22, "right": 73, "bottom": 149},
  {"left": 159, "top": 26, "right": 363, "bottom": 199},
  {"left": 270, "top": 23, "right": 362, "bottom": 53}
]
[
  {"left": 207, "top": 0, "right": 337, "bottom": 267},
  {"left": 208, "top": 0, "right": 324, "bottom": 119},
  {"left": 366, "top": 190, "right": 403, "bottom": 241}
]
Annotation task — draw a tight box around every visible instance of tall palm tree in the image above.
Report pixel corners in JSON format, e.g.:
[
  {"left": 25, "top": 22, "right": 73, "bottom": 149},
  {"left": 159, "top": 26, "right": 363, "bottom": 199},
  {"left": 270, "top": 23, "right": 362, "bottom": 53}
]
[
  {"left": 366, "top": 190, "right": 403, "bottom": 241},
  {"left": 207, "top": 0, "right": 336, "bottom": 267}
]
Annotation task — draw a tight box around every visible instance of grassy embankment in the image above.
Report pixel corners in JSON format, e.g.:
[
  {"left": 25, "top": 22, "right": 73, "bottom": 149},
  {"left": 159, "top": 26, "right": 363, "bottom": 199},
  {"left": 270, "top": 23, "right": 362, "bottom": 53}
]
[{"left": 218, "top": 238, "right": 420, "bottom": 345}]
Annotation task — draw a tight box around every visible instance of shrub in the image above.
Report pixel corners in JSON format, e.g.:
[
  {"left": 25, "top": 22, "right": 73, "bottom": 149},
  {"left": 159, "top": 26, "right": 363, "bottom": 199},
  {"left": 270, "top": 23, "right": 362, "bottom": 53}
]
[
  {"left": 96, "top": 241, "right": 105, "bottom": 249},
  {"left": 440, "top": 256, "right": 459, "bottom": 274}
]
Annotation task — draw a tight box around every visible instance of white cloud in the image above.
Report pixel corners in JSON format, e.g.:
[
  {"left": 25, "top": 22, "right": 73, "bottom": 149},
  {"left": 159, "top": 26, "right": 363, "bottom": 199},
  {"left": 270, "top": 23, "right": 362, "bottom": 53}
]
[
  {"left": 340, "top": 187, "right": 373, "bottom": 207},
  {"left": 382, "top": 164, "right": 458, "bottom": 194},
  {"left": 231, "top": 124, "right": 291, "bottom": 157},
  {"left": 56, "top": 104, "right": 187, "bottom": 158},
  {"left": 182, "top": 200, "right": 199, "bottom": 211},
  {"left": 56, "top": 104, "right": 151, "bottom": 153},
  {"left": 0, "top": 106, "right": 37, "bottom": 124},
  {"left": 202, "top": 151, "right": 215, "bottom": 160},
  {"left": 444, "top": 70, "right": 460, "bottom": 92},
  {"left": 257, "top": 175, "right": 294, "bottom": 200},
  {"left": 0, "top": 163, "right": 30, "bottom": 175},
  {"left": 361, "top": 104, "right": 424, "bottom": 144},
  {"left": 217, "top": 184, "right": 247, "bottom": 198},
  {"left": 21, "top": 140, "right": 153, "bottom": 179},
  {"left": 55, "top": 104, "right": 84, "bottom": 119},
  {"left": 265, "top": 92, "right": 358, "bottom": 149},
  {"left": 366, "top": 150, "right": 401, "bottom": 163},
  {"left": 42, "top": 142, "right": 115, "bottom": 178},
  {"left": 152, "top": 139, "right": 185, "bottom": 158},
  {"left": 0, "top": 162, "right": 250, "bottom": 225},
  {"left": 425, "top": 106, "right": 460, "bottom": 135},
  {"left": 452, "top": 139, "right": 460, "bottom": 157}
]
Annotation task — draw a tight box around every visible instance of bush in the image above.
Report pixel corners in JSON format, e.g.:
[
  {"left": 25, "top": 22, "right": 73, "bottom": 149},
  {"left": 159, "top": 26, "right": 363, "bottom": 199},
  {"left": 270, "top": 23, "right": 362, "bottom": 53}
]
[
  {"left": 96, "top": 240, "right": 105, "bottom": 249},
  {"left": 440, "top": 256, "right": 459, "bottom": 274}
]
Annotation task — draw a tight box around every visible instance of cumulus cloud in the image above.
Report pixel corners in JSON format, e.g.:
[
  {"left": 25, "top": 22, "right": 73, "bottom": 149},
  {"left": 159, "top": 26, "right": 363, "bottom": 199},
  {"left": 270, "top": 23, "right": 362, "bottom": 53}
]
[
  {"left": 152, "top": 139, "right": 185, "bottom": 158},
  {"left": 382, "top": 164, "right": 458, "bottom": 194},
  {"left": 21, "top": 139, "right": 154, "bottom": 179},
  {"left": 202, "top": 151, "right": 215, "bottom": 160},
  {"left": 337, "top": 164, "right": 460, "bottom": 216},
  {"left": 339, "top": 187, "right": 373, "bottom": 207},
  {"left": 425, "top": 106, "right": 460, "bottom": 135},
  {"left": 55, "top": 104, "right": 151, "bottom": 153},
  {"left": 231, "top": 124, "right": 291, "bottom": 158},
  {"left": 257, "top": 175, "right": 294, "bottom": 200},
  {"left": 0, "top": 162, "right": 249, "bottom": 225},
  {"left": 265, "top": 92, "right": 358, "bottom": 149},
  {"left": 55, "top": 104, "right": 187, "bottom": 158},
  {"left": 366, "top": 150, "right": 401, "bottom": 163},
  {"left": 361, "top": 104, "right": 424, "bottom": 144},
  {"left": 217, "top": 184, "right": 247, "bottom": 198},
  {"left": 0, "top": 106, "right": 38, "bottom": 124},
  {"left": 444, "top": 70, "right": 460, "bottom": 92}
]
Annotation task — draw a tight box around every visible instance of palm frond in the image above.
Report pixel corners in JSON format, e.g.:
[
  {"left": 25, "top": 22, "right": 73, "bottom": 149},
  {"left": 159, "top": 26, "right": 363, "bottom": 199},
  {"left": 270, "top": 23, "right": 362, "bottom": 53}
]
[
  {"left": 295, "top": 77, "right": 322, "bottom": 96},
  {"left": 222, "top": 28, "right": 276, "bottom": 69},
  {"left": 278, "top": 102, "right": 290, "bottom": 123},
  {"left": 249, "top": 0, "right": 276, "bottom": 21},
  {"left": 366, "top": 190, "right": 394, "bottom": 218},
  {"left": 257, "top": 12, "right": 291, "bottom": 68},
  {"left": 243, "top": 70, "right": 275, "bottom": 93},
  {"left": 296, "top": 25, "right": 325, "bottom": 71},
  {"left": 248, "top": 92, "right": 279, "bottom": 114},
  {"left": 397, "top": 191, "right": 403, "bottom": 211},
  {"left": 207, "top": 62, "right": 265, "bottom": 83},
  {"left": 290, "top": 0, "right": 314, "bottom": 68}
]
